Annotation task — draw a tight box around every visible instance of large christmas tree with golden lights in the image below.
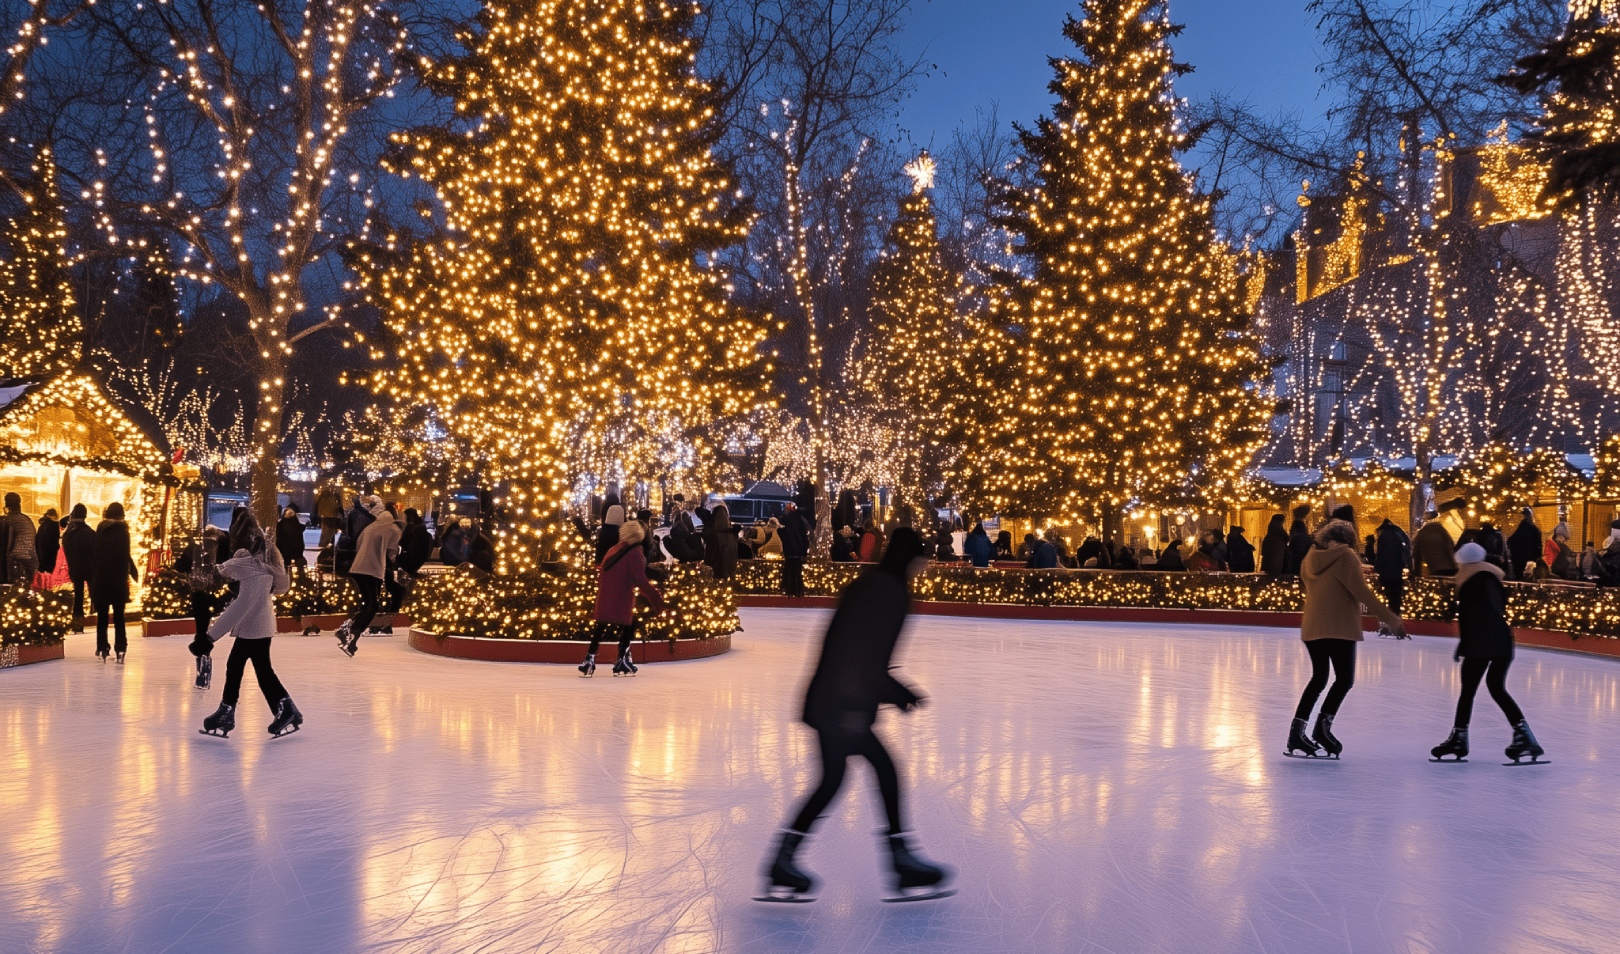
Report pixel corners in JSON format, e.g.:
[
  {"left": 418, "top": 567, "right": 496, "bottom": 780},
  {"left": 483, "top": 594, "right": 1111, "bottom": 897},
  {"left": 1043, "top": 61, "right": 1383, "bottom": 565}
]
[
  {"left": 956, "top": 0, "right": 1270, "bottom": 531},
  {"left": 353, "top": 0, "right": 772, "bottom": 540},
  {"left": 1504, "top": 0, "right": 1620, "bottom": 206},
  {"left": 0, "top": 148, "right": 79, "bottom": 381}
]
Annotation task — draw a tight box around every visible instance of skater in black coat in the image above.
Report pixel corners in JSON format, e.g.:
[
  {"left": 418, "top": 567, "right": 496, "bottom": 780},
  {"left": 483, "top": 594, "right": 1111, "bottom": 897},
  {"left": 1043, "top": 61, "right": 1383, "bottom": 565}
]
[
  {"left": 1506, "top": 508, "right": 1542, "bottom": 580},
  {"left": 60, "top": 504, "right": 96, "bottom": 629},
  {"left": 1226, "top": 526, "right": 1257, "bottom": 573},
  {"left": 1260, "top": 514, "right": 1288, "bottom": 576},
  {"left": 1429, "top": 543, "right": 1544, "bottom": 764},
  {"left": 761, "top": 527, "right": 952, "bottom": 903},
  {"left": 90, "top": 503, "right": 139, "bottom": 662},
  {"left": 1285, "top": 505, "right": 1312, "bottom": 576},
  {"left": 1374, "top": 519, "right": 1412, "bottom": 615}
]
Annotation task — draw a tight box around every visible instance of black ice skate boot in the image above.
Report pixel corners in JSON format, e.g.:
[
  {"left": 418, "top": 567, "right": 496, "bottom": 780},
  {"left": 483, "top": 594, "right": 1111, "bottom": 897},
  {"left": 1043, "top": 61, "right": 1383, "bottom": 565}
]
[
  {"left": 578, "top": 653, "right": 596, "bottom": 678},
  {"left": 1429, "top": 727, "right": 1469, "bottom": 762},
  {"left": 882, "top": 831, "right": 955, "bottom": 902},
  {"left": 1285, "top": 717, "right": 1323, "bottom": 758},
  {"left": 613, "top": 649, "right": 638, "bottom": 676},
  {"left": 1312, "top": 713, "right": 1343, "bottom": 759},
  {"left": 754, "top": 829, "right": 816, "bottom": 903},
  {"left": 334, "top": 620, "right": 358, "bottom": 657},
  {"left": 268, "top": 697, "right": 303, "bottom": 738},
  {"left": 1504, "top": 720, "right": 1547, "bottom": 765},
  {"left": 200, "top": 702, "right": 236, "bottom": 738}
]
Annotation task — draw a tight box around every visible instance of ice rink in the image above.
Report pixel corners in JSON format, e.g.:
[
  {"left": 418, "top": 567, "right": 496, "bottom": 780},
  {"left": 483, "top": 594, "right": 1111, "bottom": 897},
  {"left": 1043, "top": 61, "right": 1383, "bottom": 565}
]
[{"left": 3, "top": 608, "right": 1618, "bottom": 954}]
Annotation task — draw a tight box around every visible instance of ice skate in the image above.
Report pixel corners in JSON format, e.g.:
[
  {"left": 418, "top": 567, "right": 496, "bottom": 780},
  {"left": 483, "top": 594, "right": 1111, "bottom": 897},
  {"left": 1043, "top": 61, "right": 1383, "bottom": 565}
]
[
  {"left": 334, "top": 621, "right": 359, "bottom": 658},
  {"left": 96, "top": 647, "right": 109, "bottom": 663},
  {"left": 578, "top": 653, "right": 596, "bottom": 678},
  {"left": 1504, "top": 720, "right": 1548, "bottom": 765},
  {"left": 267, "top": 697, "right": 303, "bottom": 738},
  {"left": 612, "top": 650, "right": 638, "bottom": 676},
  {"left": 199, "top": 702, "right": 236, "bottom": 738},
  {"left": 1429, "top": 727, "right": 1469, "bottom": 762},
  {"left": 880, "top": 831, "right": 955, "bottom": 903},
  {"left": 194, "top": 654, "right": 212, "bottom": 691},
  {"left": 115, "top": 651, "right": 126, "bottom": 665},
  {"left": 1311, "top": 713, "right": 1343, "bottom": 759},
  {"left": 1283, "top": 717, "right": 1325, "bottom": 759},
  {"left": 754, "top": 829, "right": 817, "bottom": 903}
]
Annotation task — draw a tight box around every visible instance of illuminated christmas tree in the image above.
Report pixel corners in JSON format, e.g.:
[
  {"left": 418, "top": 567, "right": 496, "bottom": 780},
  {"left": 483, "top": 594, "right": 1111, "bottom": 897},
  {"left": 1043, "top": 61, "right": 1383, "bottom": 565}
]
[
  {"left": 957, "top": 0, "right": 1271, "bottom": 533},
  {"left": 352, "top": 0, "right": 773, "bottom": 556},
  {"left": 1504, "top": 0, "right": 1620, "bottom": 205},
  {"left": 859, "top": 152, "right": 962, "bottom": 504},
  {"left": 0, "top": 148, "right": 79, "bottom": 381}
]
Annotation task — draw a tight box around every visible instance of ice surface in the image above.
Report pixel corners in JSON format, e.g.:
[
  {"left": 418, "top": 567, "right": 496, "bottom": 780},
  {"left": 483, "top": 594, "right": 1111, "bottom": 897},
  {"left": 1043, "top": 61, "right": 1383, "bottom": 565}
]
[{"left": 3, "top": 610, "right": 1618, "bottom": 954}]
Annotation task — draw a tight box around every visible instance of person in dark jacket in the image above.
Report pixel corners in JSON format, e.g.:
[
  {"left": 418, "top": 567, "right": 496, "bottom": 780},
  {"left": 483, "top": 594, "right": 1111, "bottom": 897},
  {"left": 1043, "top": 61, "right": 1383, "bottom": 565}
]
[
  {"left": 34, "top": 508, "right": 60, "bottom": 582},
  {"left": 91, "top": 502, "right": 139, "bottom": 663},
  {"left": 1506, "top": 508, "right": 1543, "bottom": 581},
  {"left": 1429, "top": 543, "right": 1544, "bottom": 764},
  {"left": 173, "top": 526, "right": 225, "bottom": 642},
  {"left": 579, "top": 519, "right": 666, "bottom": 676},
  {"left": 1, "top": 492, "right": 37, "bottom": 587},
  {"left": 397, "top": 509, "right": 433, "bottom": 576},
  {"left": 275, "top": 507, "right": 307, "bottom": 573},
  {"left": 932, "top": 526, "right": 956, "bottom": 562},
  {"left": 703, "top": 504, "right": 740, "bottom": 581},
  {"left": 1026, "top": 533, "right": 1059, "bottom": 569},
  {"left": 1260, "top": 514, "right": 1288, "bottom": 576},
  {"left": 994, "top": 530, "right": 1014, "bottom": 560},
  {"left": 1285, "top": 505, "right": 1312, "bottom": 576},
  {"left": 831, "top": 526, "right": 857, "bottom": 562},
  {"left": 963, "top": 523, "right": 994, "bottom": 568},
  {"left": 832, "top": 489, "right": 859, "bottom": 538},
  {"left": 1075, "top": 534, "right": 1110, "bottom": 568},
  {"left": 1374, "top": 518, "right": 1412, "bottom": 614},
  {"left": 666, "top": 501, "right": 706, "bottom": 563},
  {"left": 1157, "top": 538, "right": 1186, "bottom": 571},
  {"left": 467, "top": 522, "right": 497, "bottom": 573},
  {"left": 440, "top": 517, "right": 472, "bottom": 566},
  {"left": 1476, "top": 521, "right": 1510, "bottom": 573},
  {"left": 594, "top": 506, "right": 624, "bottom": 565},
  {"left": 1226, "top": 526, "right": 1256, "bottom": 573},
  {"left": 1197, "top": 529, "right": 1228, "bottom": 571},
  {"left": 60, "top": 504, "right": 95, "bottom": 630},
  {"left": 1114, "top": 544, "right": 1139, "bottom": 570},
  {"left": 778, "top": 502, "right": 809, "bottom": 597},
  {"left": 761, "top": 527, "right": 952, "bottom": 902},
  {"left": 1412, "top": 510, "right": 1458, "bottom": 577}
]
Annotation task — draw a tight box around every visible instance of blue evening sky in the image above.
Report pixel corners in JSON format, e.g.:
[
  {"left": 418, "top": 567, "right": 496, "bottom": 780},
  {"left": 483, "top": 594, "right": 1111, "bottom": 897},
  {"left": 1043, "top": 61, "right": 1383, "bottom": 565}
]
[{"left": 896, "top": 0, "right": 1326, "bottom": 146}]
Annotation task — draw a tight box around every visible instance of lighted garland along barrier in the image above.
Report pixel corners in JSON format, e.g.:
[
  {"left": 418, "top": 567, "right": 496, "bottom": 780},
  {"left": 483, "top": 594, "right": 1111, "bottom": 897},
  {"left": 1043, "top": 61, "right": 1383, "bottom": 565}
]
[
  {"left": 141, "top": 569, "right": 363, "bottom": 635},
  {"left": 0, "top": 588, "right": 71, "bottom": 668},
  {"left": 730, "top": 562, "right": 1620, "bottom": 642}
]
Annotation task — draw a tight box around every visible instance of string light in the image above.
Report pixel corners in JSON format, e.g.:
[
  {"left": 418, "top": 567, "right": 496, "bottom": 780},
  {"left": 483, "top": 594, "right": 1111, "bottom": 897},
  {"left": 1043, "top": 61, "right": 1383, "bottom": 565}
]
[{"left": 0, "top": 147, "right": 78, "bottom": 379}]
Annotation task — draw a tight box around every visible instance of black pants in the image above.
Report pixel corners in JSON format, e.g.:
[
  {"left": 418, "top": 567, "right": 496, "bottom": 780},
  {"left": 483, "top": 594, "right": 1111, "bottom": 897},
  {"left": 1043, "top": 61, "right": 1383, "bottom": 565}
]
[
  {"left": 381, "top": 570, "right": 407, "bottom": 617},
  {"left": 790, "top": 728, "right": 904, "bottom": 835},
  {"left": 1455, "top": 658, "right": 1524, "bottom": 727},
  {"left": 221, "top": 637, "right": 288, "bottom": 709},
  {"left": 1295, "top": 638, "right": 1357, "bottom": 721},
  {"left": 96, "top": 602, "right": 128, "bottom": 655},
  {"left": 349, "top": 574, "right": 382, "bottom": 633},
  {"left": 72, "top": 579, "right": 87, "bottom": 623},
  {"left": 1380, "top": 575, "right": 1405, "bottom": 616},
  {"left": 782, "top": 557, "right": 805, "bottom": 597},
  {"left": 586, "top": 620, "right": 634, "bottom": 657},
  {"left": 190, "top": 591, "right": 215, "bottom": 640}
]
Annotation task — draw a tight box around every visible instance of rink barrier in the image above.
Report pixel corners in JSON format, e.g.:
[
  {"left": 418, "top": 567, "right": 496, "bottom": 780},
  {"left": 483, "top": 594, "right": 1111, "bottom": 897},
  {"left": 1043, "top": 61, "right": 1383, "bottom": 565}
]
[
  {"left": 0, "top": 641, "right": 65, "bottom": 669},
  {"left": 735, "top": 596, "right": 1620, "bottom": 661},
  {"left": 141, "top": 613, "right": 412, "bottom": 638},
  {"left": 407, "top": 628, "right": 732, "bottom": 664}
]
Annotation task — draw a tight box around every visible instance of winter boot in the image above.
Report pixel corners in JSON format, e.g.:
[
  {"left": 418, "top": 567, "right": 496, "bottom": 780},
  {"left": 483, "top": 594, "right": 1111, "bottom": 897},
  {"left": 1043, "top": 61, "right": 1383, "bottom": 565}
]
[
  {"left": 1286, "top": 717, "right": 1322, "bottom": 758},
  {"left": 883, "top": 831, "right": 953, "bottom": 901},
  {"left": 267, "top": 697, "right": 304, "bottom": 738},
  {"left": 1504, "top": 720, "right": 1546, "bottom": 764},
  {"left": 756, "top": 829, "right": 816, "bottom": 901},
  {"left": 200, "top": 702, "right": 236, "bottom": 738},
  {"left": 578, "top": 653, "right": 596, "bottom": 678},
  {"left": 1312, "top": 713, "right": 1343, "bottom": 758},
  {"left": 1430, "top": 727, "right": 1469, "bottom": 762}
]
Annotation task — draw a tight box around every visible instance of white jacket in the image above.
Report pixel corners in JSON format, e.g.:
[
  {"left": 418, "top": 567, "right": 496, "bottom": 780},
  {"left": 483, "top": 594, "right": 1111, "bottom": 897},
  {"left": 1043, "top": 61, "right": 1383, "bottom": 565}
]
[
  {"left": 351, "top": 510, "right": 401, "bottom": 579},
  {"left": 208, "top": 550, "right": 279, "bottom": 641}
]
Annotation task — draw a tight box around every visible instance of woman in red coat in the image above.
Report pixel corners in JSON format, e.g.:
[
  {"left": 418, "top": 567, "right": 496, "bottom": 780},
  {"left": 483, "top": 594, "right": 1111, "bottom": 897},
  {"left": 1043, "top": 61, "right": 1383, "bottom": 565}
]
[{"left": 579, "top": 519, "right": 666, "bottom": 677}]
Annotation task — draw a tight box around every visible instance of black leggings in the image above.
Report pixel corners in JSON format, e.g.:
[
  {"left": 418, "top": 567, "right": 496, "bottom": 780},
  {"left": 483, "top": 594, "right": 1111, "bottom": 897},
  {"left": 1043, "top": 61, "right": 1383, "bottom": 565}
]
[
  {"left": 789, "top": 728, "right": 904, "bottom": 835},
  {"left": 586, "top": 621, "right": 633, "bottom": 657},
  {"left": 221, "top": 637, "right": 287, "bottom": 709},
  {"left": 349, "top": 574, "right": 382, "bottom": 633},
  {"left": 96, "top": 602, "right": 128, "bottom": 655},
  {"left": 1295, "top": 638, "right": 1357, "bottom": 721},
  {"left": 1455, "top": 658, "right": 1524, "bottom": 727}
]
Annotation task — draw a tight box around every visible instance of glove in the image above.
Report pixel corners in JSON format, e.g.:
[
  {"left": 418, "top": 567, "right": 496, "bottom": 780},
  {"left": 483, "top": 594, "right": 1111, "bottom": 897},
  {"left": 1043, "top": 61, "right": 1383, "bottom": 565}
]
[{"left": 188, "top": 633, "right": 214, "bottom": 658}]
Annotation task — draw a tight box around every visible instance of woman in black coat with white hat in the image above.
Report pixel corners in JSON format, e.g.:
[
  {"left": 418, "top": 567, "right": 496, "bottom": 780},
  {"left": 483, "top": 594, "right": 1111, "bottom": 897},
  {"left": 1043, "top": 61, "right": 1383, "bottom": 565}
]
[
  {"left": 1429, "top": 542, "right": 1545, "bottom": 764},
  {"left": 759, "top": 527, "right": 953, "bottom": 903}
]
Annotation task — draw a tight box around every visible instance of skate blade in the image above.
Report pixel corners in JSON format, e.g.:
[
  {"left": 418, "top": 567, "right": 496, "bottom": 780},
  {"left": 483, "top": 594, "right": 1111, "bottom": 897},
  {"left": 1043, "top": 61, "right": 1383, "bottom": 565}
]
[
  {"left": 883, "top": 887, "right": 956, "bottom": 903},
  {"left": 1503, "top": 757, "right": 1550, "bottom": 766},
  {"left": 752, "top": 892, "right": 816, "bottom": 904},
  {"left": 198, "top": 728, "right": 231, "bottom": 738},
  {"left": 1428, "top": 757, "right": 1468, "bottom": 763},
  {"left": 269, "top": 724, "right": 302, "bottom": 739},
  {"left": 1282, "top": 751, "right": 1339, "bottom": 760}
]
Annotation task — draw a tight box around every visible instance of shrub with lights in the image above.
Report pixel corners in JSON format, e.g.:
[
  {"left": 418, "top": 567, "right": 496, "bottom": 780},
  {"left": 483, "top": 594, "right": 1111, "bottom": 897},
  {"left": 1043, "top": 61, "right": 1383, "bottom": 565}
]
[
  {"left": 143, "top": 567, "right": 360, "bottom": 622},
  {"left": 1, "top": 589, "right": 72, "bottom": 650}
]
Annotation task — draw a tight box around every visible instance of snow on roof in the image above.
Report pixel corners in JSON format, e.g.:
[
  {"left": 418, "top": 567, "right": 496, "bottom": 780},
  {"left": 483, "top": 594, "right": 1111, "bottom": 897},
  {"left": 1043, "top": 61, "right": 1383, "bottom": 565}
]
[
  {"left": 0, "top": 382, "right": 34, "bottom": 412},
  {"left": 1255, "top": 467, "right": 1321, "bottom": 487}
]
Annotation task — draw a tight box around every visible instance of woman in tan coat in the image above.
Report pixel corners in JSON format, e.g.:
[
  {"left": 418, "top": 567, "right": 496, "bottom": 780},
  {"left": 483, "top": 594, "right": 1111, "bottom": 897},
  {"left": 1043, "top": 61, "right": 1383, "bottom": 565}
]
[{"left": 1287, "top": 519, "right": 1407, "bottom": 759}]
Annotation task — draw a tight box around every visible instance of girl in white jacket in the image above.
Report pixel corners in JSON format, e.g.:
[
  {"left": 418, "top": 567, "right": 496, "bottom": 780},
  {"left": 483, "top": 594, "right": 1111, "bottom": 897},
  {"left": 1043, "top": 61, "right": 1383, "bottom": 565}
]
[{"left": 190, "top": 521, "right": 301, "bottom": 738}]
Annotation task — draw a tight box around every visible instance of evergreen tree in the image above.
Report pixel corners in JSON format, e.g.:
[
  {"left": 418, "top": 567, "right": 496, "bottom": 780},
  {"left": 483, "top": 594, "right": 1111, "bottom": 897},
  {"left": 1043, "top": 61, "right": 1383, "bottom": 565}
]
[
  {"left": 0, "top": 148, "right": 79, "bottom": 381},
  {"left": 860, "top": 153, "right": 961, "bottom": 501},
  {"left": 351, "top": 0, "right": 772, "bottom": 553},
  {"left": 1503, "top": 1, "right": 1620, "bottom": 206},
  {"left": 956, "top": 0, "right": 1270, "bottom": 532}
]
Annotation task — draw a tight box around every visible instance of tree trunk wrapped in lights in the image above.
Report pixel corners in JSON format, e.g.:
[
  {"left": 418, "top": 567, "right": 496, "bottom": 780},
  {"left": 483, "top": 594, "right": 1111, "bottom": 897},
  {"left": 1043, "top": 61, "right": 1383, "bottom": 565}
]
[
  {"left": 349, "top": 0, "right": 774, "bottom": 566},
  {"left": 953, "top": 0, "right": 1272, "bottom": 534}
]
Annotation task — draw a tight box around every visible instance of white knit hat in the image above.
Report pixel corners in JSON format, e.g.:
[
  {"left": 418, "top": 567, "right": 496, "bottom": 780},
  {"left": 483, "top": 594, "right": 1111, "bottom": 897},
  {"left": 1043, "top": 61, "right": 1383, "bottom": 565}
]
[
  {"left": 1455, "top": 542, "right": 1487, "bottom": 565},
  {"left": 604, "top": 505, "right": 625, "bottom": 526}
]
